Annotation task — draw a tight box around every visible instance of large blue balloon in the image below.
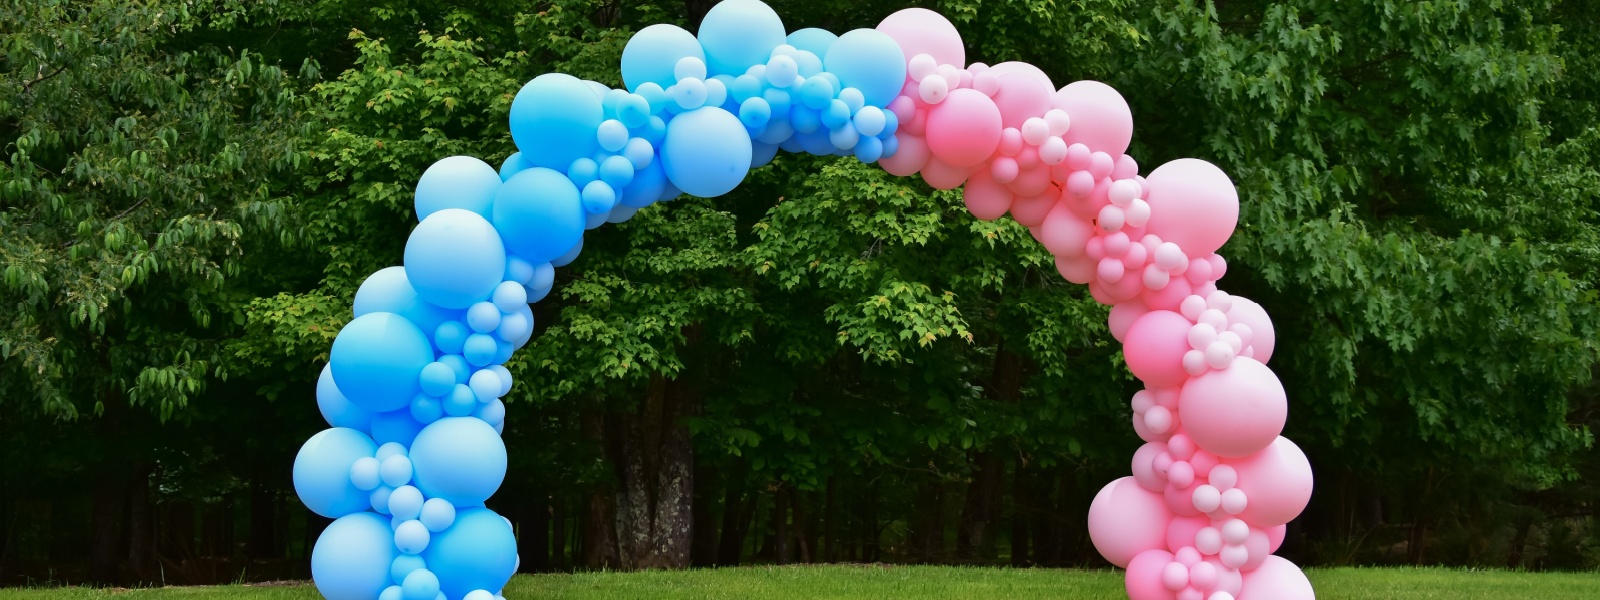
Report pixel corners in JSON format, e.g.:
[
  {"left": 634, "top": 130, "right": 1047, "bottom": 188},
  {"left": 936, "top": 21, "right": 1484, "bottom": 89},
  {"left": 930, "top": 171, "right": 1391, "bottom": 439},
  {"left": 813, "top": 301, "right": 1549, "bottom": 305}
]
[
  {"left": 414, "top": 156, "right": 501, "bottom": 221},
  {"left": 618, "top": 159, "right": 668, "bottom": 209},
  {"left": 409, "top": 417, "right": 506, "bottom": 508},
  {"left": 823, "top": 29, "right": 906, "bottom": 108},
  {"left": 497, "top": 152, "right": 529, "bottom": 182},
  {"left": 353, "top": 267, "right": 461, "bottom": 339},
  {"left": 404, "top": 209, "right": 507, "bottom": 309},
  {"left": 492, "top": 167, "right": 584, "bottom": 265},
  {"left": 661, "top": 107, "right": 752, "bottom": 197},
  {"left": 317, "top": 363, "right": 373, "bottom": 431},
  {"left": 330, "top": 312, "right": 434, "bottom": 412},
  {"left": 371, "top": 409, "right": 426, "bottom": 447},
  {"left": 622, "top": 24, "right": 706, "bottom": 92},
  {"left": 509, "top": 74, "right": 602, "bottom": 170},
  {"left": 312, "top": 512, "right": 398, "bottom": 600},
  {"left": 786, "top": 28, "right": 838, "bottom": 59},
  {"left": 294, "top": 428, "right": 379, "bottom": 518},
  {"left": 697, "top": 0, "right": 786, "bottom": 77},
  {"left": 421, "top": 507, "right": 517, "bottom": 599}
]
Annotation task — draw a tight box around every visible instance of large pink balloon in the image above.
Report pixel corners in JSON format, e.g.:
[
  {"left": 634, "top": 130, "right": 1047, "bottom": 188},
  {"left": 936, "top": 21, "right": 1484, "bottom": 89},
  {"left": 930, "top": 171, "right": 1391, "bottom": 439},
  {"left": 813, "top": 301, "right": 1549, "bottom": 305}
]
[
  {"left": 1123, "top": 310, "right": 1195, "bottom": 388},
  {"left": 926, "top": 89, "right": 1002, "bottom": 167},
  {"left": 1056, "top": 254, "right": 1096, "bottom": 285},
  {"left": 1088, "top": 477, "right": 1174, "bottom": 568},
  {"left": 962, "top": 170, "right": 1013, "bottom": 221},
  {"left": 880, "top": 134, "right": 930, "bottom": 177},
  {"left": 989, "top": 61, "right": 1054, "bottom": 93},
  {"left": 1227, "top": 297, "right": 1276, "bottom": 363},
  {"left": 992, "top": 71, "right": 1053, "bottom": 128},
  {"left": 1053, "top": 80, "right": 1133, "bottom": 156},
  {"left": 1141, "top": 276, "right": 1193, "bottom": 313},
  {"left": 920, "top": 157, "right": 974, "bottom": 190},
  {"left": 1230, "top": 437, "right": 1314, "bottom": 527},
  {"left": 1010, "top": 189, "right": 1055, "bottom": 228},
  {"left": 1179, "top": 358, "right": 1287, "bottom": 458},
  {"left": 1237, "top": 555, "right": 1314, "bottom": 600},
  {"left": 1109, "top": 302, "right": 1151, "bottom": 343},
  {"left": 1126, "top": 549, "right": 1179, "bottom": 600},
  {"left": 875, "top": 8, "right": 964, "bottom": 68},
  {"left": 1143, "top": 159, "right": 1239, "bottom": 257},
  {"left": 1038, "top": 201, "right": 1094, "bottom": 257}
]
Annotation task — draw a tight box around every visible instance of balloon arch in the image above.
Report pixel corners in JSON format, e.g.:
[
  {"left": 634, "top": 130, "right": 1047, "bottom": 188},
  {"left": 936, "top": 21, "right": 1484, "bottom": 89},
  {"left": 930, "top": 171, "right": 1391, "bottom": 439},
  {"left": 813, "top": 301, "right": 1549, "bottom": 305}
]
[{"left": 293, "top": 1, "right": 1317, "bottom": 599}]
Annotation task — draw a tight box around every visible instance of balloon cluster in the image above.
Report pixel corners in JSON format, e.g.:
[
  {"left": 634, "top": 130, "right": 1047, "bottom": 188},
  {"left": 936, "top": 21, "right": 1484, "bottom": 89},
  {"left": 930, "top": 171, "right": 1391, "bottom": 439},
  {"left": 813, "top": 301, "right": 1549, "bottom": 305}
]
[{"left": 293, "top": 2, "right": 1314, "bottom": 598}]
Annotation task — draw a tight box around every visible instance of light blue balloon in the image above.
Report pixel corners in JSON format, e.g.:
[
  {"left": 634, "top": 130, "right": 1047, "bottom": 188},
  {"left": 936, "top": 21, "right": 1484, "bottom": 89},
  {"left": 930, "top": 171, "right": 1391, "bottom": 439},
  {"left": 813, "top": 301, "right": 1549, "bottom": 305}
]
[
  {"left": 492, "top": 338, "right": 515, "bottom": 367},
  {"left": 791, "top": 105, "right": 821, "bottom": 134},
  {"left": 854, "top": 135, "right": 884, "bottom": 163},
  {"left": 395, "top": 521, "right": 432, "bottom": 556},
  {"left": 401, "top": 567, "right": 439, "bottom": 599},
  {"left": 798, "top": 76, "right": 835, "bottom": 110},
  {"left": 497, "top": 152, "right": 529, "bottom": 182},
  {"left": 390, "top": 555, "right": 426, "bottom": 585},
  {"left": 504, "top": 256, "right": 536, "bottom": 286},
  {"left": 330, "top": 312, "right": 434, "bottom": 413},
  {"left": 621, "top": 24, "right": 706, "bottom": 92},
  {"left": 821, "top": 99, "right": 851, "bottom": 129},
  {"left": 882, "top": 134, "right": 900, "bottom": 158},
  {"left": 752, "top": 141, "right": 779, "bottom": 168},
  {"left": 786, "top": 28, "right": 838, "bottom": 59},
  {"left": 492, "top": 167, "right": 584, "bottom": 264},
  {"left": 824, "top": 29, "right": 906, "bottom": 108},
  {"left": 370, "top": 486, "right": 394, "bottom": 514},
  {"left": 599, "top": 156, "right": 634, "bottom": 189},
  {"left": 853, "top": 106, "right": 886, "bottom": 137},
  {"left": 421, "top": 507, "right": 517, "bottom": 599},
  {"left": 880, "top": 109, "right": 900, "bottom": 139},
  {"left": 381, "top": 455, "right": 415, "bottom": 488},
  {"left": 489, "top": 365, "right": 514, "bottom": 396},
  {"left": 381, "top": 586, "right": 403, "bottom": 600},
  {"left": 312, "top": 512, "right": 398, "bottom": 600},
  {"left": 583, "top": 209, "right": 607, "bottom": 231},
  {"left": 317, "top": 364, "right": 373, "bottom": 431},
  {"left": 619, "top": 159, "right": 668, "bottom": 208},
  {"left": 503, "top": 303, "right": 535, "bottom": 349},
  {"left": 443, "top": 384, "right": 478, "bottom": 417},
  {"left": 371, "top": 409, "right": 426, "bottom": 447},
  {"left": 437, "top": 354, "right": 470, "bottom": 384},
  {"left": 433, "top": 321, "right": 469, "bottom": 355},
  {"left": 295, "top": 428, "right": 378, "bottom": 518},
  {"left": 419, "top": 362, "right": 456, "bottom": 397},
  {"left": 415, "top": 156, "right": 501, "bottom": 221},
  {"left": 739, "top": 98, "right": 772, "bottom": 128},
  {"left": 509, "top": 74, "right": 602, "bottom": 169},
  {"left": 389, "top": 485, "right": 425, "bottom": 520},
  {"left": 597, "top": 120, "right": 629, "bottom": 153},
  {"left": 491, "top": 281, "right": 527, "bottom": 313},
  {"left": 466, "top": 302, "right": 500, "bottom": 333},
  {"left": 410, "top": 394, "right": 443, "bottom": 424},
  {"left": 420, "top": 498, "right": 457, "bottom": 532},
  {"left": 404, "top": 210, "right": 506, "bottom": 309},
  {"left": 797, "top": 128, "right": 835, "bottom": 156},
  {"left": 581, "top": 180, "right": 618, "bottom": 214},
  {"left": 463, "top": 333, "right": 498, "bottom": 367},
  {"left": 354, "top": 267, "right": 461, "bottom": 341},
  {"left": 463, "top": 591, "right": 496, "bottom": 600},
  {"left": 756, "top": 118, "right": 794, "bottom": 145},
  {"left": 622, "top": 138, "right": 655, "bottom": 169},
  {"left": 567, "top": 157, "right": 599, "bottom": 187},
  {"left": 552, "top": 238, "right": 583, "bottom": 267},
  {"left": 830, "top": 122, "right": 859, "bottom": 150},
  {"left": 661, "top": 107, "right": 752, "bottom": 198},
  {"left": 616, "top": 94, "right": 651, "bottom": 128},
  {"left": 410, "top": 417, "right": 506, "bottom": 507},
  {"left": 474, "top": 399, "right": 506, "bottom": 429},
  {"left": 697, "top": 0, "right": 786, "bottom": 77},
  {"left": 376, "top": 442, "right": 407, "bottom": 461},
  {"left": 469, "top": 369, "right": 502, "bottom": 403}
]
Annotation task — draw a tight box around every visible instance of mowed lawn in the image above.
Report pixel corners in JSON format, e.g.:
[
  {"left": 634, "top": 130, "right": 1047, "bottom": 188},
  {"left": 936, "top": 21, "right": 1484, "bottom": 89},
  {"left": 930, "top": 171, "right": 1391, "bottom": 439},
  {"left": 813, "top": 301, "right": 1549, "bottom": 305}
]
[{"left": 1, "top": 566, "right": 1596, "bottom": 599}]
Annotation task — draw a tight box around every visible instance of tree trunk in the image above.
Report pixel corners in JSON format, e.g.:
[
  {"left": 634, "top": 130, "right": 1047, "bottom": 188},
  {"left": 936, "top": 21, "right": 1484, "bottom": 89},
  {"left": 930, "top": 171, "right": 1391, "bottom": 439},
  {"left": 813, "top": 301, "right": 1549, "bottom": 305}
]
[
  {"left": 792, "top": 488, "right": 813, "bottom": 563},
  {"left": 773, "top": 485, "right": 790, "bottom": 565},
  {"left": 909, "top": 481, "right": 945, "bottom": 563},
  {"left": 247, "top": 474, "right": 277, "bottom": 561},
  {"left": 715, "top": 485, "right": 747, "bottom": 566},
  {"left": 89, "top": 473, "right": 124, "bottom": 583},
  {"left": 609, "top": 369, "right": 698, "bottom": 570},
  {"left": 690, "top": 462, "right": 719, "bottom": 567},
  {"left": 1030, "top": 470, "right": 1059, "bottom": 566},
  {"left": 958, "top": 342, "right": 1024, "bottom": 563},
  {"left": 1010, "top": 460, "right": 1031, "bottom": 567},
  {"left": 862, "top": 483, "right": 879, "bottom": 563},
  {"left": 551, "top": 496, "right": 568, "bottom": 570},
  {"left": 126, "top": 465, "right": 155, "bottom": 582},
  {"left": 822, "top": 477, "right": 838, "bottom": 563},
  {"left": 518, "top": 487, "right": 550, "bottom": 573},
  {"left": 582, "top": 412, "right": 621, "bottom": 569}
]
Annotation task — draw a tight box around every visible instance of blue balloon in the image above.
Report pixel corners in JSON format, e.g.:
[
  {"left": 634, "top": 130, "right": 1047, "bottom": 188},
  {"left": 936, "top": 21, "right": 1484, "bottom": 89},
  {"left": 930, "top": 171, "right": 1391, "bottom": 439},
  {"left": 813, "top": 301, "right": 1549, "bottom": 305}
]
[
  {"left": 420, "top": 498, "right": 457, "bottom": 532},
  {"left": 854, "top": 135, "right": 884, "bottom": 163},
  {"left": 787, "top": 27, "right": 838, "bottom": 59},
  {"left": 881, "top": 134, "right": 900, "bottom": 158},
  {"left": 497, "top": 152, "right": 529, "bottom": 182},
  {"left": 410, "top": 394, "right": 443, "bottom": 424},
  {"left": 437, "top": 354, "right": 470, "bottom": 384},
  {"left": 597, "top": 120, "right": 629, "bottom": 152},
  {"left": 853, "top": 106, "right": 886, "bottom": 137},
  {"left": 599, "top": 155, "right": 635, "bottom": 189},
  {"left": 419, "top": 362, "right": 456, "bottom": 397},
  {"left": 371, "top": 409, "right": 426, "bottom": 447},
  {"left": 581, "top": 180, "right": 618, "bottom": 214},
  {"left": 415, "top": 156, "right": 501, "bottom": 220},
  {"left": 661, "top": 107, "right": 752, "bottom": 197},
  {"left": 404, "top": 210, "right": 507, "bottom": 309},
  {"left": 421, "top": 507, "right": 517, "bottom": 600},
  {"left": 821, "top": 99, "right": 851, "bottom": 129},
  {"left": 474, "top": 398, "right": 506, "bottom": 429},
  {"left": 466, "top": 302, "right": 500, "bottom": 334},
  {"left": 469, "top": 369, "right": 502, "bottom": 403},
  {"left": 830, "top": 122, "right": 860, "bottom": 150},
  {"left": 433, "top": 321, "right": 469, "bottom": 355},
  {"left": 619, "top": 159, "right": 668, "bottom": 208},
  {"left": 622, "top": 138, "right": 655, "bottom": 169},
  {"left": 798, "top": 76, "right": 836, "bottom": 110},
  {"left": 552, "top": 238, "right": 583, "bottom": 267},
  {"left": 824, "top": 29, "right": 906, "bottom": 108},
  {"left": 354, "top": 267, "right": 461, "bottom": 341},
  {"left": 443, "top": 384, "right": 478, "bottom": 417},
  {"left": 294, "top": 428, "right": 378, "bottom": 518},
  {"left": 401, "top": 567, "right": 439, "bottom": 599},
  {"left": 395, "top": 521, "right": 432, "bottom": 556},
  {"left": 463, "top": 333, "right": 498, "bottom": 367},
  {"left": 697, "top": 0, "right": 786, "bottom": 77},
  {"left": 330, "top": 312, "right": 434, "bottom": 413},
  {"left": 509, "top": 74, "right": 602, "bottom": 169},
  {"left": 493, "top": 167, "right": 584, "bottom": 264},
  {"left": 621, "top": 24, "right": 706, "bottom": 92},
  {"left": 410, "top": 417, "right": 506, "bottom": 507},
  {"left": 317, "top": 364, "right": 373, "bottom": 431},
  {"left": 791, "top": 106, "right": 821, "bottom": 134},
  {"left": 390, "top": 554, "right": 426, "bottom": 585},
  {"left": 739, "top": 97, "right": 772, "bottom": 128},
  {"left": 616, "top": 94, "right": 651, "bottom": 128},
  {"left": 752, "top": 141, "right": 780, "bottom": 168},
  {"left": 567, "top": 157, "right": 599, "bottom": 187},
  {"left": 381, "top": 455, "right": 415, "bottom": 488},
  {"left": 389, "top": 485, "right": 425, "bottom": 520},
  {"left": 503, "top": 303, "right": 535, "bottom": 349},
  {"left": 491, "top": 281, "right": 527, "bottom": 313},
  {"left": 313, "top": 512, "right": 398, "bottom": 600},
  {"left": 380, "top": 586, "right": 402, "bottom": 600}
]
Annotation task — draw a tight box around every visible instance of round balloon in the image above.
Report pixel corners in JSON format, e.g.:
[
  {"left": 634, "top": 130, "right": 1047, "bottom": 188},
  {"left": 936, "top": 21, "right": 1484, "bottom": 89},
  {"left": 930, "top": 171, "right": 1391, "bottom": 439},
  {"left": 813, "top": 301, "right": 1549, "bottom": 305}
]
[
  {"left": 1237, "top": 555, "right": 1314, "bottom": 600},
  {"left": 697, "top": 0, "right": 786, "bottom": 77},
  {"left": 1179, "top": 358, "right": 1287, "bottom": 458},
  {"left": 330, "top": 312, "right": 434, "bottom": 413},
  {"left": 404, "top": 209, "right": 507, "bottom": 309},
  {"left": 317, "top": 363, "right": 373, "bottom": 431},
  {"left": 786, "top": 28, "right": 838, "bottom": 60},
  {"left": 622, "top": 24, "right": 706, "bottom": 91},
  {"left": 823, "top": 29, "right": 907, "bottom": 108},
  {"left": 1122, "top": 310, "right": 1195, "bottom": 389},
  {"left": 509, "top": 74, "right": 603, "bottom": 170},
  {"left": 353, "top": 266, "right": 460, "bottom": 339},
  {"left": 493, "top": 167, "right": 585, "bottom": 265},
  {"left": 661, "top": 106, "right": 752, "bottom": 197},
  {"left": 415, "top": 156, "right": 501, "bottom": 220},
  {"left": 875, "top": 8, "right": 964, "bottom": 68},
  {"left": 1229, "top": 436, "right": 1314, "bottom": 527},
  {"left": 312, "top": 512, "right": 399, "bottom": 600},
  {"left": 1142, "top": 159, "right": 1240, "bottom": 258},
  {"left": 409, "top": 417, "right": 507, "bottom": 507},
  {"left": 1227, "top": 297, "right": 1276, "bottom": 363},
  {"left": 1053, "top": 80, "right": 1134, "bottom": 156},
  {"left": 294, "top": 428, "right": 379, "bottom": 519},
  {"left": 422, "top": 507, "right": 518, "bottom": 599},
  {"left": 925, "top": 89, "right": 1002, "bottom": 168},
  {"left": 1088, "top": 476, "right": 1173, "bottom": 568}
]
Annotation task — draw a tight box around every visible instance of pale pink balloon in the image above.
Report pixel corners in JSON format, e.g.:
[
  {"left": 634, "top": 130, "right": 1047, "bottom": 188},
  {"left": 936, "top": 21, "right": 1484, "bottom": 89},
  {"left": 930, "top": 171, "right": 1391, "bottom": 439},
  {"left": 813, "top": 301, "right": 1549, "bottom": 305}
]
[
  {"left": 1053, "top": 80, "right": 1134, "bottom": 156},
  {"left": 1237, "top": 556, "right": 1314, "bottom": 600},
  {"left": 875, "top": 8, "right": 965, "bottom": 68},
  {"left": 1105, "top": 269, "right": 1145, "bottom": 302},
  {"left": 1226, "top": 297, "right": 1276, "bottom": 363},
  {"left": 1133, "top": 409, "right": 1171, "bottom": 444},
  {"left": 1089, "top": 477, "right": 1175, "bottom": 568},
  {"left": 1242, "top": 527, "right": 1271, "bottom": 571},
  {"left": 1110, "top": 302, "right": 1151, "bottom": 342},
  {"left": 1123, "top": 310, "right": 1196, "bottom": 388},
  {"left": 1126, "top": 549, "right": 1180, "bottom": 600},
  {"left": 880, "top": 134, "right": 930, "bottom": 177},
  {"left": 1008, "top": 162, "right": 1053, "bottom": 197},
  {"left": 1056, "top": 254, "right": 1096, "bottom": 285},
  {"left": 1165, "top": 514, "right": 1210, "bottom": 553},
  {"left": 1230, "top": 437, "right": 1314, "bottom": 527},
  {"left": 992, "top": 71, "right": 1053, "bottom": 129},
  {"left": 1179, "top": 358, "right": 1286, "bottom": 458},
  {"left": 988, "top": 61, "right": 1054, "bottom": 93},
  {"left": 1267, "top": 524, "right": 1286, "bottom": 553},
  {"left": 1038, "top": 202, "right": 1095, "bottom": 258},
  {"left": 1010, "top": 189, "right": 1056, "bottom": 227},
  {"left": 926, "top": 89, "right": 1002, "bottom": 167},
  {"left": 1143, "top": 159, "right": 1240, "bottom": 257},
  {"left": 1164, "top": 481, "right": 1202, "bottom": 517},
  {"left": 1132, "top": 442, "right": 1167, "bottom": 492},
  {"left": 1089, "top": 280, "right": 1116, "bottom": 305},
  {"left": 1142, "top": 275, "right": 1194, "bottom": 312},
  {"left": 919, "top": 156, "right": 974, "bottom": 190},
  {"left": 1206, "top": 557, "right": 1244, "bottom": 596},
  {"left": 962, "top": 170, "right": 1014, "bottom": 221}
]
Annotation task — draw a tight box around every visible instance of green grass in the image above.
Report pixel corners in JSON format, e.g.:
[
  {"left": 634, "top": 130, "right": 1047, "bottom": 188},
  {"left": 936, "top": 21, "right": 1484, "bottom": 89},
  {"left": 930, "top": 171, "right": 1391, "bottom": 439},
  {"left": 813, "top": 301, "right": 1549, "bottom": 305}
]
[{"left": 1, "top": 566, "right": 1596, "bottom": 599}]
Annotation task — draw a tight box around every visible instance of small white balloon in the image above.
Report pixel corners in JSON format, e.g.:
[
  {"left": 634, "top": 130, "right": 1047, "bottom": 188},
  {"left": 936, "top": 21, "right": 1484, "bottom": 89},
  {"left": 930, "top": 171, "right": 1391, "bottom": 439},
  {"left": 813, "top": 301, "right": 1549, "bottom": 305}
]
[
  {"left": 1155, "top": 242, "right": 1188, "bottom": 271},
  {"left": 1183, "top": 349, "right": 1209, "bottom": 376},
  {"left": 1192, "top": 484, "right": 1222, "bottom": 513},
  {"left": 1039, "top": 136, "right": 1068, "bottom": 164},
  {"left": 1217, "top": 331, "right": 1244, "bottom": 353},
  {"left": 1208, "top": 465, "right": 1238, "bottom": 490},
  {"left": 1219, "top": 544, "right": 1249, "bottom": 569},
  {"left": 1204, "top": 341, "right": 1236, "bottom": 369},
  {"left": 918, "top": 75, "right": 950, "bottom": 104},
  {"left": 1144, "top": 405, "right": 1173, "bottom": 434},
  {"left": 1199, "top": 308, "right": 1229, "bottom": 331},
  {"left": 1206, "top": 290, "right": 1235, "bottom": 312},
  {"left": 1126, "top": 199, "right": 1152, "bottom": 228},
  {"left": 908, "top": 54, "right": 938, "bottom": 82},
  {"left": 1109, "top": 179, "right": 1142, "bottom": 207},
  {"left": 1188, "top": 323, "right": 1219, "bottom": 351},
  {"left": 1181, "top": 295, "right": 1209, "bottom": 321},
  {"left": 1143, "top": 264, "right": 1171, "bottom": 290},
  {"left": 1021, "top": 118, "right": 1050, "bottom": 145},
  {"left": 1221, "top": 488, "right": 1249, "bottom": 515},
  {"left": 1098, "top": 204, "right": 1127, "bottom": 232},
  {"left": 1195, "top": 527, "right": 1224, "bottom": 555},
  {"left": 1044, "top": 108, "right": 1072, "bottom": 135}
]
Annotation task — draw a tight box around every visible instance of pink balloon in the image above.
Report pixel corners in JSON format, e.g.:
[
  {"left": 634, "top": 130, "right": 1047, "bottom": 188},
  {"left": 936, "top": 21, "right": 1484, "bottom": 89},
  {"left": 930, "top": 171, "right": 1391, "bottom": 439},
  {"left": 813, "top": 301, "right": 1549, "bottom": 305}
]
[
  {"left": 1237, "top": 555, "right": 1314, "bottom": 600},
  {"left": 1110, "top": 302, "right": 1151, "bottom": 343},
  {"left": 1165, "top": 514, "right": 1209, "bottom": 553},
  {"left": 1123, "top": 311, "right": 1195, "bottom": 388},
  {"left": 1132, "top": 442, "right": 1167, "bottom": 492},
  {"left": 1179, "top": 358, "right": 1286, "bottom": 458},
  {"left": 1010, "top": 189, "right": 1056, "bottom": 227},
  {"left": 1141, "top": 275, "right": 1193, "bottom": 312},
  {"left": 919, "top": 156, "right": 974, "bottom": 190},
  {"left": 992, "top": 71, "right": 1053, "bottom": 128},
  {"left": 1206, "top": 557, "right": 1245, "bottom": 596},
  {"left": 1105, "top": 269, "right": 1145, "bottom": 302},
  {"left": 926, "top": 89, "right": 1002, "bottom": 167},
  {"left": 1143, "top": 159, "right": 1239, "bottom": 257},
  {"left": 880, "top": 134, "right": 930, "bottom": 177},
  {"left": 962, "top": 170, "right": 1014, "bottom": 221},
  {"left": 1056, "top": 254, "right": 1096, "bottom": 285},
  {"left": 1053, "top": 80, "right": 1134, "bottom": 156},
  {"left": 1267, "top": 524, "right": 1287, "bottom": 553},
  {"left": 1008, "top": 162, "right": 1053, "bottom": 197},
  {"left": 1164, "top": 481, "right": 1202, "bottom": 517},
  {"left": 1126, "top": 549, "right": 1179, "bottom": 600},
  {"left": 988, "top": 61, "right": 1054, "bottom": 93},
  {"left": 875, "top": 8, "right": 965, "bottom": 68},
  {"left": 1226, "top": 297, "right": 1276, "bottom": 363},
  {"left": 1038, "top": 202, "right": 1095, "bottom": 257},
  {"left": 1242, "top": 527, "right": 1272, "bottom": 571},
  {"left": 1089, "top": 477, "right": 1174, "bottom": 568},
  {"left": 1229, "top": 437, "right": 1314, "bottom": 527}
]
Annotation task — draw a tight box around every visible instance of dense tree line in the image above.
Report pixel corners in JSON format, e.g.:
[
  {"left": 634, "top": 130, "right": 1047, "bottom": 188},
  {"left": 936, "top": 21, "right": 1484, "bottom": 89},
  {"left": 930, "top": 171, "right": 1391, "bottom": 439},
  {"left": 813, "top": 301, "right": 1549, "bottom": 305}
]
[{"left": 2, "top": 0, "right": 1597, "bottom": 585}]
